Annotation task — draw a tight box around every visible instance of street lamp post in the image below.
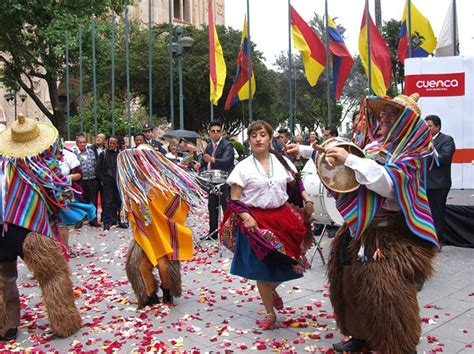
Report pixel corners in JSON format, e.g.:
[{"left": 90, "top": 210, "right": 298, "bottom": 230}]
[
  {"left": 3, "top": 90, "right": 27, "bottom": 121},
  {"left": 171, "top": 27, "right": 194, "bottom": 130}
]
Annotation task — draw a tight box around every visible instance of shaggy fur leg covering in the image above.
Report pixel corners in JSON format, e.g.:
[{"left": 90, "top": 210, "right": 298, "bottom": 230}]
[
  {"left": 126, "top": 240, "right": 157, "bottom": 306},
  {"left": 168, "top": 260, "right": 182, "bottom": 298},
  {"left": 0, "top": 262, "right": 20, "bottom": 335},
  {"left": 327, "top": 225, "right": 350, "bottom": 335},
  {"left": 23, "top": 233, "right": 81, "bottom": 338}
]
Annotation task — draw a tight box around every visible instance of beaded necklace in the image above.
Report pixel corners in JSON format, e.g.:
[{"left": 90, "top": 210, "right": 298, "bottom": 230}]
[{"left": 252, "top": 154, "right": 273, "bottom": 182}]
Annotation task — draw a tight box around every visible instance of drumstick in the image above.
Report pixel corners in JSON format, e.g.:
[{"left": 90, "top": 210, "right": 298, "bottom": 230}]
[{"left": 311, "top": 143, "right": 336, "bottom": 166}]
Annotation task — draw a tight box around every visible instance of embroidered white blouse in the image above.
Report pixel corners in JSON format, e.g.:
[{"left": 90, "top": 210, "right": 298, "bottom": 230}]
[{"left": 227, "top": 154, "right": 296, "bottom": 209}]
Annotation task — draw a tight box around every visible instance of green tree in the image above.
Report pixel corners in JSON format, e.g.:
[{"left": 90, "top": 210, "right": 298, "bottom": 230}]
[
  {"left": 0, "top": 0, "right": 130, "bottom": 135},
  {"left": 382, "top": 19, "right": 403, "bottom": 95}
]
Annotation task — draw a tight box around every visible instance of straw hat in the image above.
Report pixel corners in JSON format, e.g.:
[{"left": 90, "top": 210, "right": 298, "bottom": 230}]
[
  {"left": 366, "top": 93, "right": 421, "bottom": 119},
  {"left": 0, "top": 113, "right": 58, "bottom": 158}
]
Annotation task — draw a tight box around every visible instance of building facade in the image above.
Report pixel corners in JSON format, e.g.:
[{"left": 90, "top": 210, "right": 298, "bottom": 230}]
[{"left": 0, "top": 0, "right": 225, "bottom": 128}]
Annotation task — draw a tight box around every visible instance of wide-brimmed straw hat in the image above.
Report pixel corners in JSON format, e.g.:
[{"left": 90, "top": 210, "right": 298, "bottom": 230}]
[
  {"left": 0, "top": 113, "right": 58, "bottom": 158},
  {"left": 366, "top": 93, "right": 421, "bottom": 119}
]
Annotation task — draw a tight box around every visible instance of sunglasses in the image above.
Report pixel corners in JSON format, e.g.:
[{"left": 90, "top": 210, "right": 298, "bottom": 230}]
[{"left": 210, "top": 129, "right": 221, "bottom": 133}]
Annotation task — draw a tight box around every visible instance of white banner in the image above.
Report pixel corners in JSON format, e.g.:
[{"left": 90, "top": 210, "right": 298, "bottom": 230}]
[{"left": 405, "top": 56, "right": 473, "bottom": 189}]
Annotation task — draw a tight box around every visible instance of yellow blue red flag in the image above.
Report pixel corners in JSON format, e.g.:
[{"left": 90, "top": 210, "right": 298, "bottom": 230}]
[
  {"left": 224, "top": 16, "right": 256, "bottom": 110},
  {"left": 328, "top": 17, "right": 353, "bottom": 100},
  {"left": 398, "top": 0, "right": 437, "bottom": 63}
]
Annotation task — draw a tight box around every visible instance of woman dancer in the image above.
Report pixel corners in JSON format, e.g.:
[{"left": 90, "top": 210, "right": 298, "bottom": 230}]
[{"left": 221, "top": 120, "right": 313, "bottom": 330}]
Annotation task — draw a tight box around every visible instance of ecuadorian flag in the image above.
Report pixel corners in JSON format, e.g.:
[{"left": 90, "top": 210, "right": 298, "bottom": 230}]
[
  {"left": 328, "top": 17, "right": 353, "bottom": 100},
  {"left": 290, "top": 5, "right": 326, "bottom": 87},
  {"left": 224, "top": 16, "right": 256, "bottom": 110},
  {"left": 398, "top": 0, "right": 437, "bottom": 64}
]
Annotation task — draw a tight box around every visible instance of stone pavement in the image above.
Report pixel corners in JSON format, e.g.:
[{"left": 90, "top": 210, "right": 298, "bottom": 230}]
[{"left": 2, "top": 211, "right": 473, "bottom": 353}]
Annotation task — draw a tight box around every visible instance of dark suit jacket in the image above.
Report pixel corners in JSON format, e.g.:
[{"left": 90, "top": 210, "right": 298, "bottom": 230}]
[
  {"left": 201, "top": 138, "right": 234, "bottom": 172},
  {"left": 427, "top": 132, "right": 456, "bottom": 189}
]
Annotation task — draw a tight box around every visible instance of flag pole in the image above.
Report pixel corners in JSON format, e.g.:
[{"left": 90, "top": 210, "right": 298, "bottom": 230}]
[
  {"left": 148, "top": 0, "right": 153, "bottom": 126},
  {"left": 407, "top": 0, "right": 412, "bottom": 58},
  {"left": 365, "top": 0, "right": 372, "bottom": 95},
  {"left": 287, "top": 0, "right": 294, "bottom": 135},
  {"left": 453, "top": 0, "right": 458, "bottom": 55},
  {"left": 209, "top": 0, "right": 214, "bottom": 122},
  {"left": 246, "top": 0, "right": 253, "bottom": 123},
  {"left": 324, "top": 0, "right": 332, "bottom": 126},
  {"left": 168, "top": 0, "right": 175, "bottom": 129}
]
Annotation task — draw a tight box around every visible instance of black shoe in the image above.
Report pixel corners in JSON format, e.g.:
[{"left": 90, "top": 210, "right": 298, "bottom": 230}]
[
  {"left": 138, "top": 293, "right": 160, "bottom": 309},
  {"left": 103, "top": 223, "right": 111, "bottom": 231},
  {"left": 161, "top": 287, "right": 173, "bottom": 305},
  {"left": 333, "top": 338, "right": 368, "bottom": 352},
  {"left": 415, "top": 280, "right": 424, "bottom": 292},
  {"left": 89, "top": 219, "right": 102, "bottom": 227},
  {"left": 0, "top": 328, "right": 18, "bottom": 341},
  {"left": 74, "top": 221, "right": 83, "bottom": 229},
  {"left": 118, "top": 222, "right": 129, "bottom": 229}
]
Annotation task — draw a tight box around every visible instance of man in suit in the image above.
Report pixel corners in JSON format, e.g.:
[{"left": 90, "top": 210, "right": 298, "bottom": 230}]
[
  {"left": 425, "top": 115, "right": 456, "bottom": 244},
  {"left": 198, "top": 121, "right": 234, "bottom": 239}
]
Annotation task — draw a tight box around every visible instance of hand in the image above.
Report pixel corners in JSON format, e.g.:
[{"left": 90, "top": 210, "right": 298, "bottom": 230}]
[
  {"left": 285, "top": 143, "right": 300, "bottom": 157},
  {"left": 193, "top": 162, "right": 201, "bottom": 171},
  {"left": 325, "top": 147, "right": 349, "bottom": 164},
  {"left": 242, "top": 215, "right": 257, "bottom": 232},
  {"left": 203, "top": 153, "right": 212, "bottom": 163},
  {"left": 304, "top": 202, "right": 314, "bottom": 219}
]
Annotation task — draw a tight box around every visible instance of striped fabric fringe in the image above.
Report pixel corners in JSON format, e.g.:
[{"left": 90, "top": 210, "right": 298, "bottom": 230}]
[
  {"left": 3, "top": 147, "right": 74, "bottom": 238},
  {"left": 117, "top": 148, "right": 207, "bottom": 213},
  {"left": 335, "top": 96, "right": 439, "bottom": 248}
]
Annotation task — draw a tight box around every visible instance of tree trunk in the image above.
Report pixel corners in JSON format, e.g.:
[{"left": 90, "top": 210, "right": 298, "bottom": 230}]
[
  {"left": 375, "top": 0, "right": 382, "bottom": 30},
  {"left": 47, "top": 80, "right": 67, "bottom": 137}
]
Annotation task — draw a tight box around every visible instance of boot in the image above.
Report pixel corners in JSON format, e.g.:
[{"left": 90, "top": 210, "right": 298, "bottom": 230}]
[
  {"left": 333, "top": 337, "right": 369, "bottom": 352},
  {"left": 0, "top": 261, "right": 20, "bottom": 339},
  {"left": 161, "top": 287, "right": 173, "bottom": 305},
  {"left": 138, "top": 293, "right": 160, "bottom": 309}
]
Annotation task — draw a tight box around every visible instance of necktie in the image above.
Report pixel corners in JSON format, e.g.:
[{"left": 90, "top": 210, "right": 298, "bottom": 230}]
[{"left": 207, "top": 142, "right": 218, "bottom": 170}]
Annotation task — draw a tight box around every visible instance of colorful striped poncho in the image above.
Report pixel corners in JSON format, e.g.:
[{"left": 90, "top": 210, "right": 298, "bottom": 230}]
[
  {"left": 2, "top": 147, "right": 74, "bottom": 238},
  {"left": 334, "top": 96, "right": 439, "bottom": 248}
]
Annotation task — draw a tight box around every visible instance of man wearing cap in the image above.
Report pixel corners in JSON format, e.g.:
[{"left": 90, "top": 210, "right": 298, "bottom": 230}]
[
  {"left": 287, "top": 94, "right": 439, "bottom": 353},
  {"left": 0, "top": 114, "right": 81, "bottom": 341},
  {"left": 143, "top": 124, "right": 166, "bottom": 154}
]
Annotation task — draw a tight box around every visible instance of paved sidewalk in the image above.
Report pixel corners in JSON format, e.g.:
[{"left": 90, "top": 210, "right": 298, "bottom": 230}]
[{"left": 2, "top": 212, "right": 473, "bottom": 353}]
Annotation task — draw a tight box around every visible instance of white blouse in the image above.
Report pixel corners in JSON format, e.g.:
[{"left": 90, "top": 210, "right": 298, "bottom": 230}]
[{"left": 227, "top": 154, "right": 296, "bottom": 208}]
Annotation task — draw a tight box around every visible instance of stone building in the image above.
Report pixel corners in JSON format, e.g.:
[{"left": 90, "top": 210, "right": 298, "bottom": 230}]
[{"left": 0, "top": 0, "right": 225, "bottom": 128}]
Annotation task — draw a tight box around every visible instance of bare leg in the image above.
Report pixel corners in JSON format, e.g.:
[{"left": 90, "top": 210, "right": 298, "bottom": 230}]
[{"left": 256, "top": 281, "right": 276, "bottom": 316}]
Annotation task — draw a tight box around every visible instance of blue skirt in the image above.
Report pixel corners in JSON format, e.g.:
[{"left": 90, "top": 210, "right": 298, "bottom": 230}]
[
  {"left": 230, "top": 227, "right": 302, "bottom": 283},
  {"left": 58, "top": 202, "right": 97, "bottom": 226}
]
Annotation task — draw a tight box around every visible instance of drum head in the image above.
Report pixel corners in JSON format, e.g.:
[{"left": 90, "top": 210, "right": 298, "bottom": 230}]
[
  {"left": 317, "top": 140, "right": 364, "bottom": 193},
  {"left": 199, "top": 169, "right": 228, "bottom": 184},
  {"left": 302, "top": 160, "right": 343, "bottom": 225}
]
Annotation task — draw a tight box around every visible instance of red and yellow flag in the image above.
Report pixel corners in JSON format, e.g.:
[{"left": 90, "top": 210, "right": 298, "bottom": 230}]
[
  {"left": 290, "top": 5, "right": 326, "bottom": 87},
  {"left": 358, "top": 5, "right": 392, "bottom": 96},
  {"left": 209, "top": 0, "right": 226, "bottom": 105}
]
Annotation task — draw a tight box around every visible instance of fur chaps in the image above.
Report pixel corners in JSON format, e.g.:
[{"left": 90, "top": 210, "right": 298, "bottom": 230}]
[
  {"left": 126, "top": 240, "right": 183, "bottom": 305},
  {"left": 0, "top": 264, "right": 7, "bottom": 336},
  {"left": 126, "top": 240, "right": 157, "bottom": 306},
  {"left": 328, "top": 222, "right": 438, "bottom": 353},
  {"left": 22, "top": 232, "right": 81, "bottom": 338}
]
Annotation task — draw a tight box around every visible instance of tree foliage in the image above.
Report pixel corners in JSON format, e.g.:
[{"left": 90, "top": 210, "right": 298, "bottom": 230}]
[{"left": 0, "top": 0, "right": 131, "bottom": 135}]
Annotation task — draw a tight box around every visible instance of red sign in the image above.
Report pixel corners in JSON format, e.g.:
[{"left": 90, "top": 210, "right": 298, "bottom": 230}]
[{"left": 405, "top": 72, "right": 465, "bottom": 97}]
